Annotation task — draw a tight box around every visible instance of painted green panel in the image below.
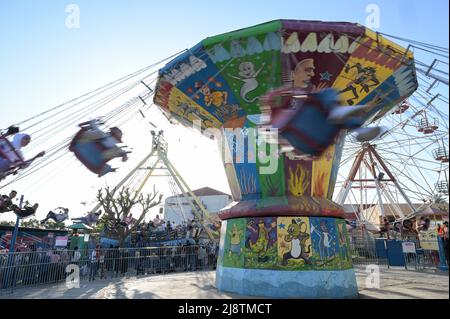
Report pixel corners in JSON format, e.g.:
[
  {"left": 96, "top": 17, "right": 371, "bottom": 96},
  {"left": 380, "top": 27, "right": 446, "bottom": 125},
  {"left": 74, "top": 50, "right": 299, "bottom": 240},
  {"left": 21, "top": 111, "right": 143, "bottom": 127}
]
[
  {"left": 335, "top": 218, "right": 353, "bottom": 270},
  {"left": 203, "top": 30, "right": 282, "bottom": 115},
  {"left": 257, "top": 142, "right": 286, "bottom": 198},
  {"left": 202, "top": 20, "right": 281, "bottom": 47},
  {"left": 216, "top": 52, "right": 281, "bottom": 114},
  {"left": 244, "top": 217, "right": 278, "bottom": 269},
  {"left": 222, "top": 218, "right": 246, "bottom": 268}
]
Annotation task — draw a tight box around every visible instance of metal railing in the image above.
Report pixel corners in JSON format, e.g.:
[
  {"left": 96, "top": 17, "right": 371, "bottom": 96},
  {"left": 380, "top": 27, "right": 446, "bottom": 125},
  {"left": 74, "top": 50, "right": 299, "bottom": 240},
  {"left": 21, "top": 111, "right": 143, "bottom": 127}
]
[
  {"left": 350, "top": 239, "right": 388, "bottom": 267},
  {"left": 0, "top": 238, "right": 447, "bottom": 295},
  {"left": 0, "top": 245, "right": 218, "bottom": 295},
  {"left": 350, "top": 237, "right": 447, "bottom": 270}
]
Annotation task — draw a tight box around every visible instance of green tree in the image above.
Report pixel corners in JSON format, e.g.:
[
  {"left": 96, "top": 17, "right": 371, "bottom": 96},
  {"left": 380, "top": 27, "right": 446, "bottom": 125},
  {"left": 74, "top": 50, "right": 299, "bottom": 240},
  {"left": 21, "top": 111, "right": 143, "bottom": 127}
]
[
  {"left": 19, "top": 218, "right": 67, "bottom": 230},
  {"left": 0, "top": 220, "right": 15, "bottom": 227},
  {"left": 20, "top": 218, "right": 42, "bottom": 229},
  {"left": 43, "top": 220, "right": 67, "bottom": 230},
  {"left": 96, "top": 186, "right": 162, "bottom": 247}
]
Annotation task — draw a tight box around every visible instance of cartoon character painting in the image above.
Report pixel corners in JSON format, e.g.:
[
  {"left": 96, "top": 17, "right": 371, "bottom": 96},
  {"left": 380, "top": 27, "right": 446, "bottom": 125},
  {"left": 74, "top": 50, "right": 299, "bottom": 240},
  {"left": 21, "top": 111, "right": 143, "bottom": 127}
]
[
  {"left": 281, "top": 219, "right": 312, "bottom": 266},
  {"left": 292, "top": 58, "right": 315, "bottom": 89},
  {"left": 290, "top": 58, "right": 327, "bottom": 92},
  {"left": 228, "top": 223, "right": 244, "bottom": 257},
  {"left": 336, "top": 220, "right": 351, "bottom": 263},
  {"left": 222, "top": 219, "right": 246, "bottom": 268},
  {"left": 195, "top": 81, "right": 228, "bottom": 107},
  {"left": 339, "top": 62, "right": 380, "bottom": 105},
  {"left": 246, "top": 218, "right": 277, "bottom": 263},
  {"left": 310, "top": 218, "right": 338, "bottom": 265},
  {"left": 229, "top": 61, "right": 266, "bottom": 103}
]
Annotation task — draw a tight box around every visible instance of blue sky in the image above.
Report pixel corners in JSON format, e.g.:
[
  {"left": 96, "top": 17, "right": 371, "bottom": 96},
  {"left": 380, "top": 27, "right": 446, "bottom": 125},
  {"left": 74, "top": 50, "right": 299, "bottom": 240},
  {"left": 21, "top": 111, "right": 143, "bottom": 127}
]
[
  {"left": 0, "top": 0, "right": 448, "bottom": 222},
  {"left": 1, "top": 0, "right": 448, "bottom": 123}
]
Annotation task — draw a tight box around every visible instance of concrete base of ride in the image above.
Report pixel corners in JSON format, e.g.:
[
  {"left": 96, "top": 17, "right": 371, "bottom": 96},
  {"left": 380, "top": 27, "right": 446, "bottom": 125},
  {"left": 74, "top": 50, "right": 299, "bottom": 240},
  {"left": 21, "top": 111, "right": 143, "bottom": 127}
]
[
  {"left": 216, "top": 265, "right": 358, "bottom": 298},
  {"left": 215, "top": 213, "right": 358, "bottom": 298}
]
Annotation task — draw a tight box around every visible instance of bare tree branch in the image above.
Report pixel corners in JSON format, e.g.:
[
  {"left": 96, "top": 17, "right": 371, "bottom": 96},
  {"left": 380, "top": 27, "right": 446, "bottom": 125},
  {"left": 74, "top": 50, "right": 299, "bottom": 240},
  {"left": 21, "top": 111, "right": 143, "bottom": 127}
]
[{"left": 96, "top": 186, "right": 163, "bottom": 246}]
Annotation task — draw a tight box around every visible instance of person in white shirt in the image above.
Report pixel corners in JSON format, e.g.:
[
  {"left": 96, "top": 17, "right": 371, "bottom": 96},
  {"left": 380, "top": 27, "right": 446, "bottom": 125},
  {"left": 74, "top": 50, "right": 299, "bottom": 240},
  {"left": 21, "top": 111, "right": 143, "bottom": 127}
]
[
  {"left": 72, "top": 246, "right": 81, "bottom": 265},
  {"left": 89, "top": 246, "right": 99, "bottom": 281},
  {"left": 0, "top": 133, "right": 45, "bottom": 174}
]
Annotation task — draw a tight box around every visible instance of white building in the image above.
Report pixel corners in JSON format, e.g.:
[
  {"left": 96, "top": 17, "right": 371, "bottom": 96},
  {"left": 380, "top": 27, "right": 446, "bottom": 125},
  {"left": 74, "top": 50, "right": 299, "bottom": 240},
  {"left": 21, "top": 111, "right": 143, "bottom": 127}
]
[{"left": 163, "top": 187, "right": 232, "bottom": 225}]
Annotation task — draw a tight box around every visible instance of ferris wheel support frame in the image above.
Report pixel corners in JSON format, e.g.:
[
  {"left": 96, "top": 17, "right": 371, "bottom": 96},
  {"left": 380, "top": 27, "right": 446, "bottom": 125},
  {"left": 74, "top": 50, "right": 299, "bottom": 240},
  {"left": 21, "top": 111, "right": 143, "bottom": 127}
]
[
  {"left": 161, "top": 154, "right": 216, "bottom": 241},
  {"left": 89, "top": 148, "right": 157, "bottom": 213},
  {"left": 337, "top": 143, "right": 418, "bottom": 222}
]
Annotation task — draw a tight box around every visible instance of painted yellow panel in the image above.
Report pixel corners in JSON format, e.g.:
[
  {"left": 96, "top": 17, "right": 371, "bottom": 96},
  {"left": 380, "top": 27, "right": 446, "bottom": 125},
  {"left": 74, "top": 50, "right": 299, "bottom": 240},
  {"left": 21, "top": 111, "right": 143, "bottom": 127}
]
[
  {"left": 333, "top": 58, "right": 394, "bottom": 105},
  {"left": 168, "top": 87, "right": 222, "bottom": 129},
  {"left": 311, "top": 144, "right": 335, "bottom": 197},
  {"left": 419, "top": 230, "right": 439, "bottom": 251},
  {"left": 277, "top": 217, "right": 312, "bottom": 268},
  {"left": 287, "top": 163, "right": 311, "bottom": 197},
  {"left": 333, "top": 34, "right": 407, "bottom": 106}
]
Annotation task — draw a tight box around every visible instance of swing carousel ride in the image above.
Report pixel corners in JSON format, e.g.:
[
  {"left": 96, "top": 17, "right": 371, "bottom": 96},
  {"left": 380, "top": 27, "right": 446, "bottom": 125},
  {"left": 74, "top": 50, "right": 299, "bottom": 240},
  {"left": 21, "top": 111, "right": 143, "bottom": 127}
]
[{"left": 0, "top": 19, "right": 448, "bottom": 298}]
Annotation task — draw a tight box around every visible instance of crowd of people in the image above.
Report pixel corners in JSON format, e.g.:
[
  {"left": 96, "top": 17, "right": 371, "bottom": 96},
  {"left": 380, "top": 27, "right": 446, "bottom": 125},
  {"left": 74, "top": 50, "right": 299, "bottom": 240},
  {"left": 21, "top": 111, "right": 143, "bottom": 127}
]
[
  {"left": 0, "top": 208, "right": 220, "bottom": 286},
  {"left": 361, "top": 217, "right": 449, "bottom": 267},
  {"left": 140, "top": 215, "right": 205, "bottom": 242},
  {"left": 0, "top": 239, "right": 219, "bottom": 289},
  {"left": 378, "top": 217, "right": 449, "bottom": 242}
]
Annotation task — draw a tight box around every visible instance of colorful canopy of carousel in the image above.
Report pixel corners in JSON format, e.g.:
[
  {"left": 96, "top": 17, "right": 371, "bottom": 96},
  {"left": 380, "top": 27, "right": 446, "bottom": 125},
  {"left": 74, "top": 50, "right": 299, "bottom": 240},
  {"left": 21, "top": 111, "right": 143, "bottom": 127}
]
[{"left": 154, "top": 19, "right": 418, "bottom": 130}]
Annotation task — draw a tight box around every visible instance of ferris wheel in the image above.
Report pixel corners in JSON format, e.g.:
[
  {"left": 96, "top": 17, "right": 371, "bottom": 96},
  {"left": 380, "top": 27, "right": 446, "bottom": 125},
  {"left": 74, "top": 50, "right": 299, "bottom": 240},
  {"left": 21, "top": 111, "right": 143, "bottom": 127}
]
[{"left": 334, "top": 33, "right": 449, "bottom": 227}]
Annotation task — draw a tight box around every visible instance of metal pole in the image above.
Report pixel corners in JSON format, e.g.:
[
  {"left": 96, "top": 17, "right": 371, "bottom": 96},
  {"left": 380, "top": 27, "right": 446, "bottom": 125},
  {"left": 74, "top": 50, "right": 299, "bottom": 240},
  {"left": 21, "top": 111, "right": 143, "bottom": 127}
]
[
  {"left": 368, "top": 144, "right": 418, "bottom": 215},
  {"left": 374, "top": 179, "right": 386, "bottom": 218},
  {"left": 359, "top": 166, "right": 363, "bottom": 218},
  {"left": 9, "top": 195, "right": 24, "bottom": 254},
  {"left": 3, "top": 195, "right": 24, "bottom": 289},
  {"left": 336, "top": 148, "right": 366, "bottom": 205},
  {"left": 161, "top": 155, "right": 215, "bottom": 241},
  {"left": 134, "top": 159, "right": 160, "bottom": 196}
]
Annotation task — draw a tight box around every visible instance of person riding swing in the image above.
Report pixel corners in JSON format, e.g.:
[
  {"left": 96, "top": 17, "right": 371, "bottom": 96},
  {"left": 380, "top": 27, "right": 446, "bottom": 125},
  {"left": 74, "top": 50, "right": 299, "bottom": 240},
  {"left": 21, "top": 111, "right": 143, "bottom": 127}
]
[
  {"left": 0, "top": 127, "right": 45, "bottom": 180},
  {"left": 69, "top": 120, "right": 130, "bottom": 177}
]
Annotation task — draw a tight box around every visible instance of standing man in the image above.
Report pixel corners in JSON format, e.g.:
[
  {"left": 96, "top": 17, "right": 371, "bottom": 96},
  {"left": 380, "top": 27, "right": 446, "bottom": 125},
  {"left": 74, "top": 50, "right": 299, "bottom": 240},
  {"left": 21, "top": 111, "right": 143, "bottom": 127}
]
[
  {"left": 383, "top": 218, "right": 391, "bottom": 240},
  {"left": 443, "top": 222, "right": 449, "bottom": 265},
  {"left": 89, "top": 245, "right": 99, "bottom": 281}
]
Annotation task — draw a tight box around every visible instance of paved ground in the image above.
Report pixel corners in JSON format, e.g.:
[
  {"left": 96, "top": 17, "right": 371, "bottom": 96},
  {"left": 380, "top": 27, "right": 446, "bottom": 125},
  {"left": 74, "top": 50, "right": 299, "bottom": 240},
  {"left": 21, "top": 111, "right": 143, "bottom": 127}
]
[{"left": 1, "top": 266, "right": 448, "bottom": 299}]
